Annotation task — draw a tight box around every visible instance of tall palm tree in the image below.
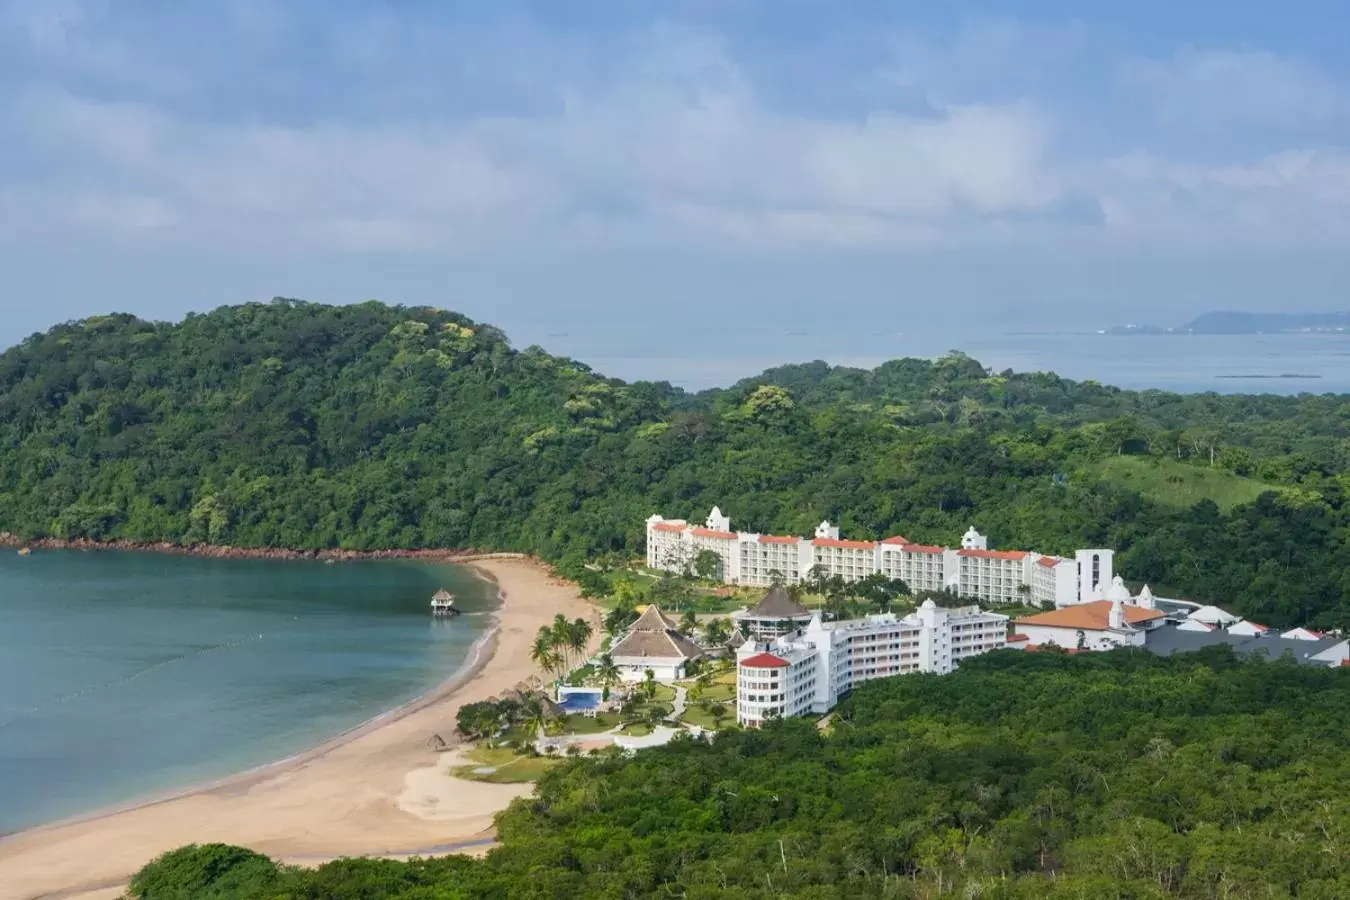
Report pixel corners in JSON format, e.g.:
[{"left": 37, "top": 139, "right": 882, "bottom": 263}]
[
  {"left": 531, "top": 629, "right": 561, "bottom": 679},
  {"left": 596, "top": 652, "right": 620, "bottom": 687},
  {"left": 567, "top": 617, "right": 593, "bottom": 665},
  {"left": 551, "top": 614, "right": 573, "bottom": 669}
]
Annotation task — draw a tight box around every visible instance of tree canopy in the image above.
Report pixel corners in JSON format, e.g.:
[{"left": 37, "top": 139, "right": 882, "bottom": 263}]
[
  {"left": 2, "top": 299, "right": 1349, "bottom": 628},
  {"left": 129, "top": 650, "right": 1350, "bottom": 898}
]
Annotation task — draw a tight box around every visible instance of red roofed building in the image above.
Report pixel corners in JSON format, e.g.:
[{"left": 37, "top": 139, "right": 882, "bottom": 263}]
[
  {"left": 648, "top": 510, "right": 1119, "bottom": 610},
  {"left": 739, "top": 652, "right": 789, "bottom": 668},
  {"left": 737, "top": 644, "right": 818, "bottom": 725}
]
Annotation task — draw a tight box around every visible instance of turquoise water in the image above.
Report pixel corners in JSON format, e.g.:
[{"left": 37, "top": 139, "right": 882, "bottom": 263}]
[{"left": 0, "top": 551, "right": 494, "bottom": 833}]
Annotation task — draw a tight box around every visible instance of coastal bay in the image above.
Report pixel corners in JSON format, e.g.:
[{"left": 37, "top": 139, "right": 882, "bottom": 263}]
[{"left": 0, "top": 556, "right": 598, "bottom": 900}]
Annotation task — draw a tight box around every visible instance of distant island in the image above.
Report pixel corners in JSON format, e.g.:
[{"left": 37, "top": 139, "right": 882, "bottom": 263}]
[{"left": 1103, "top": 311, "right": 1350, "bottom": 335}]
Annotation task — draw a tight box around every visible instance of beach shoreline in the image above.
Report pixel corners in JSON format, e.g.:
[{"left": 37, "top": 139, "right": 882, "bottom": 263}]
[{"left": 0, "top": 556, "right": 599, "bottom": 900}]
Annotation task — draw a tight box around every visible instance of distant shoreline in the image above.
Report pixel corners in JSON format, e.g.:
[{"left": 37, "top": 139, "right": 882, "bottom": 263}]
[{"left": 0, "top": 533, "right": 525, "bottom": 563}]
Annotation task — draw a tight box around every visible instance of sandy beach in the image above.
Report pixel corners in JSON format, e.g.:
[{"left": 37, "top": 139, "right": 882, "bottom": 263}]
[{"left": 0, "top": 557, "right": 598, "bottom": 900}]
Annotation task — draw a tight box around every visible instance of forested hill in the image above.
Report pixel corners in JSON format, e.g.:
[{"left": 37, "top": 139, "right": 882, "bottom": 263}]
[{"left": 1, "top": 299, "right": 1349, "bottom": 629}]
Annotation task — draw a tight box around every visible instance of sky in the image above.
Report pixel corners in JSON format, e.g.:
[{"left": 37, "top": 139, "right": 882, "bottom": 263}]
[{"left": 3, "top": 1, "right": 1350, "bottom": 384}]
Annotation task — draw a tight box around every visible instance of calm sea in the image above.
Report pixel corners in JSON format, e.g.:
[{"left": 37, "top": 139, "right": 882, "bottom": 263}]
[
  {"left": 0, "top": 552, "right": 494, "bottom": 834},
  {"left": 541, "top": 327, "right": 1350, "bottom": 394}
]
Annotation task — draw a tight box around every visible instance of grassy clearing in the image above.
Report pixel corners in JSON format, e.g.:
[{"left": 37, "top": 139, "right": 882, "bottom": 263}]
[
  {"left": 689, "top": 682, "right": 735, "bottom": 703},
  {"left": 463, "top": 745, "right": 519, "bottom": 767},
  {"left": 680, "top": 704, "right": 732, "bottom": 731},
  {"left": 452, "top": 748, "right": 562, "bottom": 784},
  {"left": 618, "top": 722, "right": 654, "bottom": 737},
  {"left": 558, "top": 712, "right": 622, "bottom": 735},
  {"left": 1092, "top": 456, "right": 1276, "bottom": 511},
  {"left": 647, "top": 683, "right": 676, "bottom": 703}
]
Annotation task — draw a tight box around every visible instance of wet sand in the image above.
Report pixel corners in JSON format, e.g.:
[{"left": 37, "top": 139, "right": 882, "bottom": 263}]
[{"left": 0, "top": 557, "right": 598, "bottom": 900}]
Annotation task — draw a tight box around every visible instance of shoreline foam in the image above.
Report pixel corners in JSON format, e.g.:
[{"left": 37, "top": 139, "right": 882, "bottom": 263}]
[{"left": 0, "top": 557, "right": 599, "bottom": 900}]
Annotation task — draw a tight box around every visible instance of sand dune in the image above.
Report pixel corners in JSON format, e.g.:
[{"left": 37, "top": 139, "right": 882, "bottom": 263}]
[{"left": 0, "top": 558, "right": 597, "bottom": 900}]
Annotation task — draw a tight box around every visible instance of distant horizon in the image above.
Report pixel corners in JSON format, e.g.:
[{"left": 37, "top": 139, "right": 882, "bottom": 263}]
[
  {"left": 4, "top": 3, "right": 1350, "bottom": 368},
  {"left": 8, "top": 298, "right": 1350, "bottom": 395}
]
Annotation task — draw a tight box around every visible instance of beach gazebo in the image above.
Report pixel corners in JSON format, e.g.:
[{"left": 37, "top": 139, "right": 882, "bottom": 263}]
[{"left": 431, "top": 589, "right": 459, "bottom": 616}]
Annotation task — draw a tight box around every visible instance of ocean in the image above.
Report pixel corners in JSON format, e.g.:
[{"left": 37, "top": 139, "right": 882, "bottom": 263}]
[
  {"left": 538, "top": 327, "right": 1350, "bottom": 394},
  {"left": 0, "top": 551, "right": 495, "bottom": 834}
]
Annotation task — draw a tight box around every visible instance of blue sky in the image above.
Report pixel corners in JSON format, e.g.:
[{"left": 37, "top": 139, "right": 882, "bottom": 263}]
[{"left": 3, "top": 1, "right": 1350, "bottom": 382}]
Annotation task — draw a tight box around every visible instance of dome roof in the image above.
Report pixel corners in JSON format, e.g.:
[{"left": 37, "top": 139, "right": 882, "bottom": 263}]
[{"left": 1105, "top": 575, "right": 1132, "bottom": 602}]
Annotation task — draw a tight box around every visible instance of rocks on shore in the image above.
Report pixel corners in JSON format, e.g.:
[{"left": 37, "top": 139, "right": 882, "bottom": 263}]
[{"left": 0, "top": 533, "right": 528, "bottom": 563}]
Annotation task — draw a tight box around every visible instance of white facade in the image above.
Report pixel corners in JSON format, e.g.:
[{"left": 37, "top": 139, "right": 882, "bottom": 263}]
[
  {"left": 735, "top": 601, "right": 1008, "bottom": 725},
  {"left": 1030, "top": 556, "right": 1080, "bottom": 608},
  {"left": 647, "top": 508, "right": 1117, "bottom": 609},
  {"left": 955, "top": 550, "right": 1031, "bottom": 605}
]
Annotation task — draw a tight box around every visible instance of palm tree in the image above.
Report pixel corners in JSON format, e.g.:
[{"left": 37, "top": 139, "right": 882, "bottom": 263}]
[
  {"left": 708, "top": 701, "right": 729, "bottom": 730},
  {"left": 522, "top": 696, "right": 549, "bottom": 740},
  {"left": 531, "top": 628, "right": 561, "bottom": 679},
  {"left": 680, "top": 609, "right": 698, "bottom": 636},
  {"left": 567, "top": 617, "right": 593, "bottom": 666},
  {"left": 597, "top": 652, "right": 620, "bottom": 687},
  {"left": 704, "top": 617, "right": 729, "bottom": 647},
  {"left": 551, "top": 614, "right": 572, "bottom": 669}
]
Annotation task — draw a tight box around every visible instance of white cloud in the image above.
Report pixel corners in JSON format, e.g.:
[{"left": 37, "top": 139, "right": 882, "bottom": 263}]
[
  {"left": 7, "top": 41, "right": 1066, "bottom": 254},
  {"left": 1122, "top": 48, "right": 1350, "bottom": 131},
  {"left": 1084, "top": 148, "right": 1350, "bottom": 245},
  {"left": 4, "top": 16, "right": 1350, "bottom": 255}
]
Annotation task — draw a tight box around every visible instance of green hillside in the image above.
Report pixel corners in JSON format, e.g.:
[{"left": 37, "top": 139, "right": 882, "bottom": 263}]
[
  {"left": 1092, "top": 456, "right": 1278, "bottom": 511},
  {"left": 0, "top": 299, "right": 1348, "bottom": 629}
]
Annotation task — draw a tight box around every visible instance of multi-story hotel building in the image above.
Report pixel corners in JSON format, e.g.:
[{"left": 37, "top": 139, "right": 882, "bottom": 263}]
[
  {"left": 647, "top": 508, "right": 1116, "bottom": 608},
  {"left": 735, "top": 600, "right": 1009, "bottom": 726}
]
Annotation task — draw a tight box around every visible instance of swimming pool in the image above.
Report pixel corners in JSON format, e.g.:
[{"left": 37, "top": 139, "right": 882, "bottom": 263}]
[{"left": 556, "top": 691, "right": 602, "bottom": 712}]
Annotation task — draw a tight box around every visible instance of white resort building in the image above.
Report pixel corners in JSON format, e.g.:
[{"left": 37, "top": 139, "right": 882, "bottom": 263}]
[
  {"left": 647, "top": 507, "right": 1117, "bottom": 608},
  {"left": 735, "top": 598, "right": 1009, "bottom": 726}
]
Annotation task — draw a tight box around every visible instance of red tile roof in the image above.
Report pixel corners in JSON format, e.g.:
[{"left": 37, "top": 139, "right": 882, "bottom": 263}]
[
  {"left": 1014, "top": 600, "right": 1165, "bottom": 631},
  {"left": 651, "top": 522, "right": 685, "bottom": 533},
  {"left": 691, "top": 528, "right": 737, "bottom": 540},
  {"left": 813, "top": 538, "right": 877, "bottom": 550},
  {"left": 1036, "top": 556, "right": 1067, "bottom": 568},
  {"left": 958, "top": 549, "right": 1029, "bottom": 561},
  {"left": 1007, "top": 633, "right": 1030, "bottom": 643},
  {"left": 880, "top": 535, "right": 911, "bottom": 545},
  {"left": 902, "top": 543, "right": 945, "bottom": 554},
  {"left": 758, "top": 534, "right": 799, "bottom": 544},
  {"left": 739, "top": 652, "right": 789, "bottom": 669}
]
